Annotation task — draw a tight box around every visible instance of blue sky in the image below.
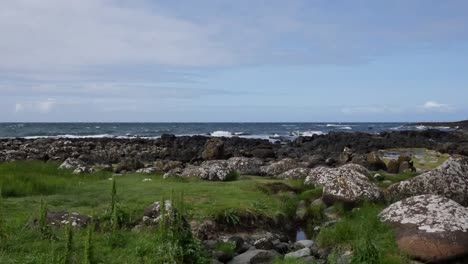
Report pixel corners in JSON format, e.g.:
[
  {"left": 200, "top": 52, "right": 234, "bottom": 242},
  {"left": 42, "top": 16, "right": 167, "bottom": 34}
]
[{"left": 1, "top": 0, "right": 468, "bottom": 122}]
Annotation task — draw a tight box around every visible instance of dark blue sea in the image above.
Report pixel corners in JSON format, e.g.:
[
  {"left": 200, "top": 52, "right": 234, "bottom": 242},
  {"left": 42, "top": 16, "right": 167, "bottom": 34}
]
[{"left": 0, "top": 123, "right": 455, "bottom": 141}]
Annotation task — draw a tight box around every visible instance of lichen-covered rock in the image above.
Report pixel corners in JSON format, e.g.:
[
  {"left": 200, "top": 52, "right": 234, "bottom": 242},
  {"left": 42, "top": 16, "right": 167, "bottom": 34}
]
[
  {"left": 260, "top": 158, "right": 300, "bottom": 176},
  {"left": 380, "top": 195, "right": 468, "bottom": 262},
  {"left": 305, "top": 164, "right": 382, "bottom": 205},
  {"left": 181, "top": 164, "right": 235, "bottom": 181},
  {"left": 387, "top": 157, "right": 468, "bottom": 206},
  {"left": 46, "top": 211, "right": 91, "bottom": 228},
  {"left": 154, "top": 160, "right": 183, "bottom": 172},
  {"left": 322, "top": 174, "right": 383, "bottom": 205},
  {"left": 202, "top": 138, "right": 224, "bottom": 160},
  {"left": 136, "top": 167, "right": 158, "bottom": 174},
  {"left": 142, "top": 200, "right": 172, "bottom": 225},
  {"left": 277, "top": 167, "right": 311, "bottom": 179},
  {"left": 304, "top": 164, "right": 370, "bottom": 186},
  {"left": 163, "top": 167, "right": 183, "bottom": 178},
  {"left": 190, "top": 220, "right": 218, "bottom": 240},
  {"left": 72, "top": 166, "right": 95, "bottom": 174},
  {"left": 339, "top": 163, "right": 372, "bottom": 179},
  {"left": 59, "top": 158, "right": 85, "bottom": 170},
  {"left": 227, "top": 157, "right": 264, "bottom": 175}
]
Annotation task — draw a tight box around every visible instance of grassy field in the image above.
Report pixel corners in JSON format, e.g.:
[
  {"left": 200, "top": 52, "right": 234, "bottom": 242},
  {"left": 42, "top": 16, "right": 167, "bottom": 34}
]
[
  {"left": 0, "top": 161, "right": 301, "bottom": 263},
  {"left": 0, "top": 160, "right": 417, "bottom": 263}
]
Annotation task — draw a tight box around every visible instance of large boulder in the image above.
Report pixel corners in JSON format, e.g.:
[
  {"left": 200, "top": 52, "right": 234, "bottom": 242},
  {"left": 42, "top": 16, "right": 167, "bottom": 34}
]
[
  {"left": 181, "top": 164, "right": 235, "bottom": 181},
  {"left": 153, "top": 160, "right": 183, "bottom": 172},
  {"left": 387, "top": 157, "right": 468, "bottom": 206},
  {"left": 305, "top": 164, "right": 371, "bottom": 186},
  {"left": 202, "top": 138, "right": 224, "bottom": 160},
  {"left": 380, "top": 195, "right": 468, "bottom": 262},
  {"left": 114, "top": 158, "right": 144, "bottom": 173},
  {"left": 58, "top": 158, "right": 85, "bottom": 170},
  {"left": 387, "top": 159, "right": 400, "bottom": 174},
  {"left": 277, "top": 168, "right": 311, "bottom": 180},
  {"left": 366, "top": 152, "right": 387, "bottom": 171},
  {"left": 260, "top": 158, "right": 300, "bottom": 176},
  {"left": 227, "top": 157, "right": 264, "bottom": 175},
  {"left": 322, "top": 174, "right": 383, "bottom": 205},
  {"left": 305, "top": 164, "right": 383, "bottom": 205}
]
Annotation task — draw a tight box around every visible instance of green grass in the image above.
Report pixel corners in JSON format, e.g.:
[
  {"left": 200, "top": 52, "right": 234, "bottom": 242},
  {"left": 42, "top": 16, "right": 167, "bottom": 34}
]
[
  {"left": 0, "top": 161, "right": 109, "bottom": 197},
  {"left": 0, "top": 161, "right": 299, "bottom": 263},
  {"left": 317, "top": 203, "right": 409, "bottom": 264},
  {"left": 297, "top": 188, "right": 323, "bottom": 202},
  {"left": 377, "top": 171, "right": 420, "bottom": 188}
]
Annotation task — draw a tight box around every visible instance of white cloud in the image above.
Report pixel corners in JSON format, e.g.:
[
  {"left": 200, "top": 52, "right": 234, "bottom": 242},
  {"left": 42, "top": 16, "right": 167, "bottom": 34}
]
[
  {"left": 15, "top": 103, "right": 24, "bottom": 113},
  {"left": 13, "top": 99, "right": 57, "bottom": 114},
  {"left": 420, "top": 101, "right": 453, "bottom": 112},
  {"left": 37, "top": 99, "right": 56, "bottom": 113},
  {"left": 341, "top": 106, "right": 404, "bottom": 114}
]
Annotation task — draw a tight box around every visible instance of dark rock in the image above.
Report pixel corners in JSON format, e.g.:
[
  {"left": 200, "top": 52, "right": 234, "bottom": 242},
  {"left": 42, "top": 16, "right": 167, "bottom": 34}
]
[
  {"left": 366, "top": 151, "right": 387, "bottom": 171},
  {"left": 202, "top": 138, "right": 225, "bottom": 160},
  {"left": 387, "top": 159, "right": 400, "bottom": 174},
  {"left": 253, "top": 238, "right": 274, "bottom": 250},
  {"left": 251, "top": 148, "right": 275, "bottom": 159},
  {"left": 228, "top": 249, "right": 280, "bottom": 264}
]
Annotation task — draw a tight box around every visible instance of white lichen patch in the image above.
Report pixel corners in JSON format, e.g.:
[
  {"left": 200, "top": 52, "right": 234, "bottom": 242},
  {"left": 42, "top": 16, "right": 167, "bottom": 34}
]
[
  {"left": 305, "top": 164, "right": 370, "bottom": 186},
  {"left": 380, "top": 194, "right": 468, "bottom": 233}
]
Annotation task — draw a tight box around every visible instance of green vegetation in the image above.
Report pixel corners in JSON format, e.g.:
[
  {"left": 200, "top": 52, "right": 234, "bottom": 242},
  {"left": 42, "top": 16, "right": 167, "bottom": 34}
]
[
  {"left": 215, "top": 241, "right": 236, "bottom": 259},
  {"left": 317, "top": 203, "right": 409, "bottom": 264},
  {"left": 298, "top": 187, "right": 323, "bottom": 202},
  {"left": 377, "top": 171, "right": 420, "bottom": 188},
  {"left": 0, "top": 161, "right": 108, "bottom": 197},
  {"left": 0, "top": 161, "right": 300, "bottom": 263}
]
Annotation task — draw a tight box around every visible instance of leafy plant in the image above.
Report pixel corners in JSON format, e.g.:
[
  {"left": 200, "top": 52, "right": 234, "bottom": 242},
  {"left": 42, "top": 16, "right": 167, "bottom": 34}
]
[
  {"left": 39, "top": 198, "right": 53, "bottom": 239},
  {"left": 62, "top": 219, "right": 74, "bottom": 264},
  {"left": 83, "top": 223, "right": 94, "bottom": 264}
]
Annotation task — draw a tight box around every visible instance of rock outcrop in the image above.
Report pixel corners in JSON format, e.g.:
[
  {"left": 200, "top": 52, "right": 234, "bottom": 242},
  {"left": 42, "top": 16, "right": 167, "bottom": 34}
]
[
  {"left": 380, "top": 195, "right": 468, "bottom": 262},
  {"left": 387, "top": 157, "right": 468, "bottom": 206},
  {"left": 181, "top": 163, "right": 236, "bottom": 181},
  {"left": 260, "top": 158, "right": 301, "bottom": 176},
  {"left": 305, "top": 164, "right": 383, "bottom": 205},
  {"left": 227, "top": 157, "right": 264, "bottom": 175}
]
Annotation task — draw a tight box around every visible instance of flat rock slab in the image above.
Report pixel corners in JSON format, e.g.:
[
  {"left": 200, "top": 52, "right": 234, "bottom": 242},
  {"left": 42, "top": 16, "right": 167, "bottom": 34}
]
[{"left": 380, "top": 194, "right": 468, "bottom": 262}]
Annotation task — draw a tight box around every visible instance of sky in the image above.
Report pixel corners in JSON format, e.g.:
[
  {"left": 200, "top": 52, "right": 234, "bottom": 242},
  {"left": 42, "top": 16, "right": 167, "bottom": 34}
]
[{"left": 1, "top": 0, "right": 468, "bottom": 122}]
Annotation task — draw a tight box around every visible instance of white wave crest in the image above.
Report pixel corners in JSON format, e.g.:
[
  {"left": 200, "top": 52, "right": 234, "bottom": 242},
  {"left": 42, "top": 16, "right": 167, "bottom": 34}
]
[{"left": 210, "top": 131, "right": 233, "bottom": 137}]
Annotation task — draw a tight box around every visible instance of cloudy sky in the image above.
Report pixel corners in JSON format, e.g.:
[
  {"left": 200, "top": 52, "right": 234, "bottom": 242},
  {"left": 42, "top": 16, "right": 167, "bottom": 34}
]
[{"left": 1, "top": 0, "right": 468, "bottom": 122}]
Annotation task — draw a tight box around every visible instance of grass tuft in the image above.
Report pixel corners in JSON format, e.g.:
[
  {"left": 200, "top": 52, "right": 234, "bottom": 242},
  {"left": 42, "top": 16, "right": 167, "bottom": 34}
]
[{"left": 317, "top": 202, "right": 408, "bottom": 263}]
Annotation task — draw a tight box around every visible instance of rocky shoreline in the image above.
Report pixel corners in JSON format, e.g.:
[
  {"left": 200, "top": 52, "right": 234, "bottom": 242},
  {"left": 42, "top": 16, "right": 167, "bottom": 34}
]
[
  {"left": 1, "top": 130, "right": 467, "bottom": 173},
  {"left": 2, "top": 130, "right": 468, "bottom": 263}
]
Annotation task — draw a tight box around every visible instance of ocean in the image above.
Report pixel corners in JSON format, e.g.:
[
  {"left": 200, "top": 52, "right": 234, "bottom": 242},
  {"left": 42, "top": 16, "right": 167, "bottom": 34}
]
[{"left": 0, "top": 123, "right": 456, "bottom": 141}]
